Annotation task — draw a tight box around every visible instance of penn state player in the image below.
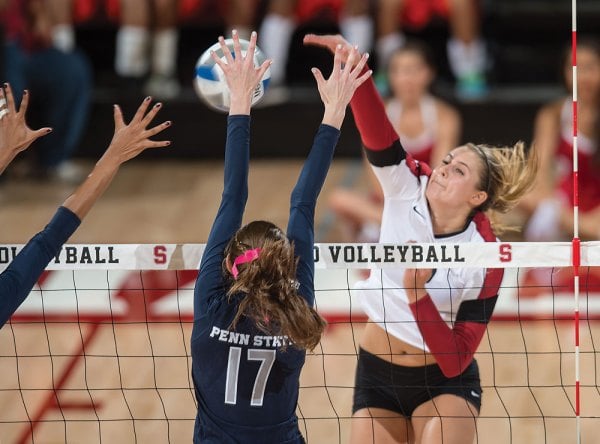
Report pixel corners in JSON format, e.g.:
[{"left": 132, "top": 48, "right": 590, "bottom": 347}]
[
  {"left": 191, "top": 31, "right": 370, "bottom": 443},
  {"left": 304, "top": 34, "right": 538, "bottom": 444},
  {"left": 0, "top": 83, "right": 171, "bottom": 328}
]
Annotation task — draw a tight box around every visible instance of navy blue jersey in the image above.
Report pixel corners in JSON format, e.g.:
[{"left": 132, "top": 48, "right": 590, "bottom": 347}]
[
  {"left": 191, "top": 115, "right": 340, "bottom": 443},
  {"left": 0, "top": 206, "right": 81, "bottom": 328}
]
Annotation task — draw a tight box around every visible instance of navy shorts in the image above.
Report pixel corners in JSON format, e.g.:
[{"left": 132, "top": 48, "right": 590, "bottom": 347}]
[{"left": 352, "top": 348, "right": 482, "bottom": 418}]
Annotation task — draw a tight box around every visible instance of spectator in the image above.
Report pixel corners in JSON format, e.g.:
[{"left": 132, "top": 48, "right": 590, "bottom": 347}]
[
  {"left": 109, "top": 0, "right": 260, "bottom": 99},
  {"left": 110, "top": 0, "right": 181, "bottom": 99},
  {"left": 523, "top": 36, "right": 600, "bottom": 242},
  {"left": 518, "top": 36, "right": 600, "bottom": 297},
  {"left": 259, "top": 0, "right": 373, "bottom": 87},
  {"left": 375, "top": 0, "right": 488, "bottom": 99},
  {"left": 0, "top": 0, "right": 92, "bottom": 182}
]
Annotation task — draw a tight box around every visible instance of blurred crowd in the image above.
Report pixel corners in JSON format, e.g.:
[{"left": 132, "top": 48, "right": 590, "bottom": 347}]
[{"left": 1, "top": 0, "right": 599, "bottom": 252}]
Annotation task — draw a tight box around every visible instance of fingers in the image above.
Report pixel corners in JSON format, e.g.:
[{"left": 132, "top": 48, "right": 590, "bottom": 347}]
[
  {"left": 231, "top": 30, "right": 242, "bottom": 63},
  {"left": 256, "top": 58, "right": 272, "bottom": 82},
  {"left": 132, "top": 96, "right": 153, "bottom": 124},
  {"left": 311, "top": 67, "right": 325, "bottom": 88},
  {"left": 0, "top": 88, "right": 6, "bottom": 121},
  {"left": 146, "top": 139, "right": 171, "bottom": 149},
  {"left": 217, "top": 36, "right": 234, "bottom": 66},
  {"left": 351, "top": 52, "right": 370, "bottom": 77},
  {"left": 404, "top": 268, "right": 432, "bottom": 288},
  {"left": 344, "top": 46, "right": 360, "bottom": 75},
  {"left": 113, "top": 104, "right": 125, "bottom": 129},
  {"left": 3, "top": 83, "right": 16, "bottom": 114},
  {"left": 246, "top": 31, "right": 257, "bottom": 64},
  {"left": 141, "top": 101, "right": 163, "bottom": 127},
  {"left": 210, "top": 49, "right": 227, "bottom": 72},
  {"left": 31, "top": 127, "right": 53, "bottom": 139},
  {"left": 16, "top": 89, "right": 31, "bottom": 118},
  {"left": 333, "top": 44, "right": 343, "bottom": 76},
  {"left": 144, "top": 120, "right": 171, "bottom": 138},
  {"left": 355, "top": 67, "right": 373, "bottom": 88}
]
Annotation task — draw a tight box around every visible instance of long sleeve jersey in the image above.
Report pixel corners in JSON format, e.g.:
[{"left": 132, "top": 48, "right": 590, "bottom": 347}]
[
  {"left": 350, "top": 75, "right": 503, "bottom": 378},
  {"left": 1, "top": 206, "right": 81, "bottom": 328},
  {"left": 191, "top": 115, "right": 340, "bottom": 443}
]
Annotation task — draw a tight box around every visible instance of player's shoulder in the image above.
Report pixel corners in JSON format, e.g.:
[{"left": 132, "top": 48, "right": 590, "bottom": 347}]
[{"left": 470, "top": 212, "right": 498, "bottom": 243}]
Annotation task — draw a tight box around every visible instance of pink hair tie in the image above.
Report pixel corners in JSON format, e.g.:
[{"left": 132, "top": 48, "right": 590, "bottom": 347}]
[{"left": 231, "top": 248, "right": 262, "bottom": 279}]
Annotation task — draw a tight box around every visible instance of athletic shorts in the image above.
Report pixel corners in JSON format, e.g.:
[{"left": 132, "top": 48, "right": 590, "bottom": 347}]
[{"left": 352, "top": 348, "right": 482, "bottom": 418}]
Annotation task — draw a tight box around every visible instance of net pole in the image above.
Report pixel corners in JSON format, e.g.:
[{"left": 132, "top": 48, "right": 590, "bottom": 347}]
[{"left": 570, "top": 0, "right": 581, "bottom": 442}]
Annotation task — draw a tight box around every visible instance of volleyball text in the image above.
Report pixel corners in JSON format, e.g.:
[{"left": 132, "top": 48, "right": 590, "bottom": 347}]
[
  {"left": 53, "top": 246, "right": 120, "bottom": 264},
  {"left": 314, "top": 244, "right": 466, "bottom": 264}
]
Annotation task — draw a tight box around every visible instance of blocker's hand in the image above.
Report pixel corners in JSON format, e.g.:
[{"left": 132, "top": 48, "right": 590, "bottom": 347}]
[
  {"left": 0, "top": 83, "right": 52, "bottom": 174},
  {"left": 211, "top": 30, "right": 271, "bottom": 115},
  {"left": 311, "top": 45, "right": 371, "bottom": 129},
  {"left": 100, "top": 96, "right": 171, "bottom": 168}
]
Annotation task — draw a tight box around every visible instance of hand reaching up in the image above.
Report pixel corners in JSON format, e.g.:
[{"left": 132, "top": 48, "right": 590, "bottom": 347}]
[
  {"left": 0, "top": 83, "right": 52, "bottom": 174},
  {"left": 99, "top": 96, "right": 171, "bottom": 169},
  {"left": 311, "top": 45, "right": 372, "bottom": 129},
  {"left": 210, "top": 30, "right": 272, "bottom": 115},
  {"left": 63, "top": 97, "right": 171, "bottom": 220}
]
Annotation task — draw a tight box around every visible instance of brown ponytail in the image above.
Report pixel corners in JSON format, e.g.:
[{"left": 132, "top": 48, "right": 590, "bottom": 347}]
[{"left": 224, "top": 221, "right": 326, "bottom": 351}]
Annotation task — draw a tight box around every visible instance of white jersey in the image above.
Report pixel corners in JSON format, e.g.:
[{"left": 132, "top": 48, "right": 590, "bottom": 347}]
[{"left": 354, "top": 156, "right": 497, "bottom": 351}]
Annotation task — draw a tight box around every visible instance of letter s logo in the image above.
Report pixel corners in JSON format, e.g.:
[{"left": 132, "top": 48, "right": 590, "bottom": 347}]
[
  {"left": 499, "top": 243, "right": 512, "bottom": 262},
  {"left": 154, "top": 245, "right": 167, "bottom": 264}
]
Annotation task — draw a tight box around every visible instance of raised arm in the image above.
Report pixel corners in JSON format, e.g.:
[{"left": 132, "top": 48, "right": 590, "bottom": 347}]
[
  {"left": 0, "top": 96, "right": 171, "bottom": 328},
  {"left": 303, "top": 34, "right": 424, "bottom": 197},
  {"left": 195, "top": 31, "right": 271, "bottom": 314},
  {"left": 287, "top": 46, "right": 371, "bottom": 305},
  {"left": 0, "top": 84, "right": 52, "bottom": 175}
]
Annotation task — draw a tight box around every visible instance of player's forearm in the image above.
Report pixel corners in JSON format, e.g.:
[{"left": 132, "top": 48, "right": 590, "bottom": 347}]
[
  {"left": 61, "top": 159, "right": 119, "bottom": 220},
  {"left": 409, "top": 294, "right": 483, "bottom": 378},
  {"left": 291, "top": 124, "right": 340, "bottom": 205},
  {"left": 222, "top": 115, "right": 250, "bottom": 202},
  {"left": 349, "top": 71, "right": 399, "bottom": 152},
  {"left": 0, "top": 207, "right": 80, "bottom": 328}
]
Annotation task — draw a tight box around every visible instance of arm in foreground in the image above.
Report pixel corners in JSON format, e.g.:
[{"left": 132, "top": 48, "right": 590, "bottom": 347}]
[{"left": 0, "top": 98, "right": 171, "bottom": 328}]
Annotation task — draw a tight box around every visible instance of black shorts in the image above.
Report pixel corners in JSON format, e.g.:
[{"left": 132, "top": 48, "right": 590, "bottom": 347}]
[{"left": 352, "top": 348, "right": 482, "bottom": 418}]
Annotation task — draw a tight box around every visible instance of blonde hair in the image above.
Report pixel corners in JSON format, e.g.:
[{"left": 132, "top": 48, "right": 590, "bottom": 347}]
[
  {"left": 223, "top": 221, "right": 326, "bottom": 351},
  {"left": 467, "top": 141, "right": 538, "bottom": 233}
]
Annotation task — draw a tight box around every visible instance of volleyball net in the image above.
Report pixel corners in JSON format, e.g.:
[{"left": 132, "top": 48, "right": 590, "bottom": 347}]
[{"left": 1, "top": 241, "right": 599, "bottom": 443}]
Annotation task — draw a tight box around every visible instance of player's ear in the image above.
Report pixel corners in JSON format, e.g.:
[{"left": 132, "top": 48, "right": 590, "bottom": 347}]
[{"left": 470, "top": 190, "right": 488, "bottom": 207}]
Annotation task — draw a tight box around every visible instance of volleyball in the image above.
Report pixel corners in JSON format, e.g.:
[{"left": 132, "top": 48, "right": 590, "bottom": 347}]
[{"left": 194, "top": 38, "right": 271, "bottom": 112}]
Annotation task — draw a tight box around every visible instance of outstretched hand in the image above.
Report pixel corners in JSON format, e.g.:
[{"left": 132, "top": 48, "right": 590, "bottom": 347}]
[
  {"left": 311, "top": 45, "right": 372, "bottom": 129},
  {"left": 403, "top": 268, "right": 434, "bottom": 304},
  {"left": 210, "top": 30, "right": 271, "bottom": 115},
  {"left": 99, "top": 97, "right": 171, "bottom": 168},
  {"left": 0, "top": 83, "right": 52, "bottom": 174}
]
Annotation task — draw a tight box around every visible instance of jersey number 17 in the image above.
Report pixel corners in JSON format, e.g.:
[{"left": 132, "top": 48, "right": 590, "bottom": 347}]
[{"left": 225, "top": 347, "right": 276, "bottom": 407}]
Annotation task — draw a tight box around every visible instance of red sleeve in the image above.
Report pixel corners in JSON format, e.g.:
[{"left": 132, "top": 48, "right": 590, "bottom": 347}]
[
  {"left": 349, "top": 71, "right": 399, "bottom": 151},
  {"left": 409, "top": 295, "right": 489, "bottom": 378},
  {"left": 409, "top": 265, "right": 503, "bottom": 377}
]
